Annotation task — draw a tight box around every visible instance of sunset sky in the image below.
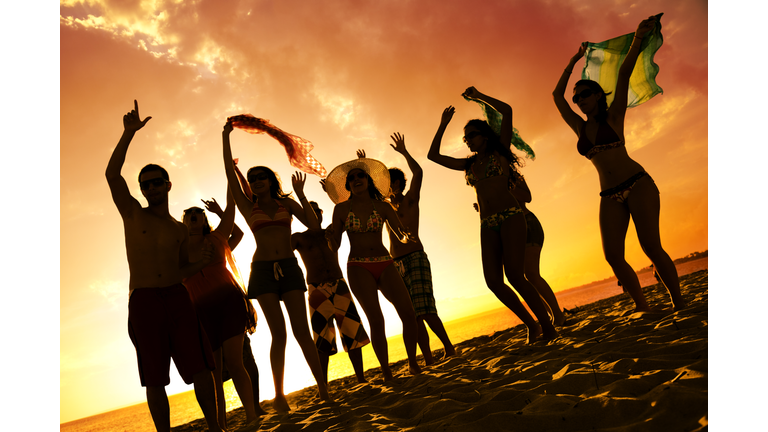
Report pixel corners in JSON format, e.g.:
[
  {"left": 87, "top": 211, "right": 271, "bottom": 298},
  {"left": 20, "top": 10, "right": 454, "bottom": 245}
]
[{"left": 56, "top": 0, "right": 713, "bottom": 424}]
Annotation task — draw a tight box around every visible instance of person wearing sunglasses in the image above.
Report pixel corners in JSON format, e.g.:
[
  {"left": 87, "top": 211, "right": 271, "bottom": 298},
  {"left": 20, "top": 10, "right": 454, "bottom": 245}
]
[
  {"left": 552, "top": 16, "right": 687, "bottom": 312},
  {"left": 181, "top": 192, "right": 263, "bottom": 430},
  {"left": 105, "top": 100, "right": 224, "bottom": 432},
  {"left": 221, "top": 121, "right": 330, "bottom": 412},
  {"left": 323, "top": 157, "right": 422, "bottom": 380},
  {"left": 427, "top": 87, "right": 558, "bottom": 345}
]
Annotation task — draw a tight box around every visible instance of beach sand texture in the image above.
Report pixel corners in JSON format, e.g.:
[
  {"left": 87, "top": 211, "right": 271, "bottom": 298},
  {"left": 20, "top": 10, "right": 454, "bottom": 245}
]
[{"left": 173, "top": 270, "right": 708, "bottom": 432}]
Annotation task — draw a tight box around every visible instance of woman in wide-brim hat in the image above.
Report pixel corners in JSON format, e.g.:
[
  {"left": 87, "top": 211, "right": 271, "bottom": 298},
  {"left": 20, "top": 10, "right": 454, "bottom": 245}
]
[{"left": 325, "top": 157, "right": 422, "bottom": 380}]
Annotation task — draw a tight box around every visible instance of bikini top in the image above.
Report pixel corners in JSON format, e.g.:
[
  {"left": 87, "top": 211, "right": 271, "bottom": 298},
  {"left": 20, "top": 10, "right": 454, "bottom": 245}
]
[
  {"left": 249, "top": 200, "right": 292, "bottom": 232},
  {"left": 466, "top": 154, "right": 504, "bottom": 187},
  {"left": 577, "top": 121, "right": 625, "bottom": 160},
  {"left": 345, "top": 207, "right": 384, "bottom": 233}
]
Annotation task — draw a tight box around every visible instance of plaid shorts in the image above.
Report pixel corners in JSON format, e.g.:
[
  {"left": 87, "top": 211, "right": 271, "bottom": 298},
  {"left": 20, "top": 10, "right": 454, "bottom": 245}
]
[{"left": 394, "top": 250, "right": 438, "bottom": 317}]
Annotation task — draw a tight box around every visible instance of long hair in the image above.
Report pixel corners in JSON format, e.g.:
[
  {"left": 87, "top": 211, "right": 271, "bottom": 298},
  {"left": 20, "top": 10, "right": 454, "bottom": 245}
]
[
  {"left": 182, "top": 207, "right": 212, "bottom": 235},
  {"left": 463, "top": 119, "right": 522, "bottom": 178},
  {"left": 345, "top": 169, "right": 386, "bottom": 201},
  {"left": 246, "top": 166, "right": 291, "bottom": 201},
  {"left": 574, "top": 79, "right": 611, "bottom": 122}
]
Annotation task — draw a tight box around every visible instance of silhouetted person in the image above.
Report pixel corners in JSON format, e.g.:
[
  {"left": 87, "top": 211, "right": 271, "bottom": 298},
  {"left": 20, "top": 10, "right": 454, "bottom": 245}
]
[
  {"left": 222, "top": 121, "right": 330, "bottom": 412},
  {"left": 292, "top": 201, "right": 370, "bottom": 384},
  {"left": 182, "top": 192, "right": 261, "bottom": 430},
  {"left": 428, "top": 87, "right": 558, "bottom": 344},
  {"left": 105, "top": 100, "right": 223, "bottom": 432},
  {"left": 324, "top": 158, "right": 422, "bottom": 379},
  {"left": 553, "top": 16, "right": 686, "bottom": 312},
  {"left": 375, "top": 133, "right": 456, "bottom": 365},
  {"left": 507, "top": 173, "right": 567, "bottom": 326}
]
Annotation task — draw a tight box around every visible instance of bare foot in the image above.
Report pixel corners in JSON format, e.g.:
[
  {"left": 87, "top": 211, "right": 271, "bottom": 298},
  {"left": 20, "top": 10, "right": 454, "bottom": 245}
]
[
  {"left": 673, "top": 301, "right": 688, "bottom": 312},
  {"left": 445, "top": 345, "right": 457, "bottom": 357},
  {"left": 526, "top": 324, "right": 542, "bottom": 344},
  {"left": 254, "top": 404, "right": 268, "bottom": 416},
  {"left": 541, "top": 325, "right": 558, "bottom": 342},
  {"left": 272, "top": 395, "right": 290, "bottom": 413},
  {"left": 356, "top": 376, "right": 368, "bottom": 384},
  {"left": 382, "top": 368, "right": 395, "bottom": 382}
]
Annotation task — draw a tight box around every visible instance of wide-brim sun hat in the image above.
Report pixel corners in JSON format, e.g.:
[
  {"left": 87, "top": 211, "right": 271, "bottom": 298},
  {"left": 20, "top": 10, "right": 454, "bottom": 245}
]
[{"left": 325, "top": 158, "right": 391, "bottom": 204}]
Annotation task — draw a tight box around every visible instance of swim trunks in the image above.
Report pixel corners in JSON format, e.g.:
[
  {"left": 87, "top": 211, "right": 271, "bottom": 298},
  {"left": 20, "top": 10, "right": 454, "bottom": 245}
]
[
  {"left": 307, "top": 278, "right": 370, "bottom": 355},
  {"left": 247, "top": 257, "right": 307, "bottom": 299},
  {"left": 394, "top": 250, "right": 438, "bottom": 316},
  {"left": 524, "top": 212, "right": 545, "bottom": 248},
  {"left": 128, "top": 284, "right": 215, "bottom": 386}
]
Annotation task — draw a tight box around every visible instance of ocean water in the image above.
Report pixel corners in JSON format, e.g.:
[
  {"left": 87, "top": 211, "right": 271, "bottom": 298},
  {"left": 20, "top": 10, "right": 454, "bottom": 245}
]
[{"left": 61, "top": 257, "right": 707, "bottom": 431}]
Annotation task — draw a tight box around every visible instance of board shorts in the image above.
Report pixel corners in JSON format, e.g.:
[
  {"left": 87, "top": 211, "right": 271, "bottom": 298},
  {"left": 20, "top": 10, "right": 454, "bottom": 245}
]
[
  {"left": 128, "top": 284, "right": 215, "bottom": 386},
  {"left": 394, "top": 250, "right": 438, "bottom": 317},
  {"left": 308, "top": 278, "right": 370, "bottom": 355},
  {"left": 247, "top": 257, "right": 307, "bottom": 300}
]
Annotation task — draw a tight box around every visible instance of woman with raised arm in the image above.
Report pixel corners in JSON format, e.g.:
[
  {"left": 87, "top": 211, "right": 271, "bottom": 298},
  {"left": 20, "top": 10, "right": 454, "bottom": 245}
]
[
  {"left": 552, "top": 16, "right": 686, "bottom": 312},
  {"left": 427, "top": 87, "right": 557, "bottom": 344},
  {"left": 222, "top": 121, "right": 330, "bottom": 412},
  {"left": 182, "top": 192, "right": 260, "bottom": 430},
  {"left": 323, "top": 158, "right": 422, "bottom": 380}
]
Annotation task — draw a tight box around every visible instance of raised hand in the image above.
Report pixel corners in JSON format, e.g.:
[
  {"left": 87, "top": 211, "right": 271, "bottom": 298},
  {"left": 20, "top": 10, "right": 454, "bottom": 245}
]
[
  {"left": 389, "top": 132, "right": 407, "bottom": 154},
  {"left": 319, "top": 178, "right": 328, "bottom": 193},
  {"left": 356, "top": 149, "right": 366, "bottom": 159},
  {"left": 635, "top": 16, "right": 657, "bottom": 39},
  {"left": 461, "top": 86, "right": 481, "bottom": 100},
  {"left": 440, "top": 106, "right": 455, "bottom": 127},
  {"left": 202, "top": 197, "right": 223, "bottom": 216},
  {"left": 292, "top": 171, "right": 307, "bottom": 195},
  {"left": 573, "top": 42, "right": 588, "bottom": 61},
  {"left": 123, "top": 100, "right": 151, "bottom": 132},
  {"left": 223, "top": 121, "right": 234, "bottom": 135}
]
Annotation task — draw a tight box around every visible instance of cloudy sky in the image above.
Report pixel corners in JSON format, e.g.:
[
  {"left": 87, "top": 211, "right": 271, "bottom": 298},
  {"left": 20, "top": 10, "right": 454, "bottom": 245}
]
[{"left": 53, "top": 0, "right": 715, "bottom": 424}]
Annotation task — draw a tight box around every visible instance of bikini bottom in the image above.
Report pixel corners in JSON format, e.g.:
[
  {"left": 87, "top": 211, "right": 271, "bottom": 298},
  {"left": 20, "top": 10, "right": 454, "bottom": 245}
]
[
  {"left": 480, "top": 207, "right": 523, "bottom": 232},
  {"left": 347, "top": 255, "right": 394, "bottom": 282},
  {"left": 599, "top": 171, "right": 653, "bottom": 204}
]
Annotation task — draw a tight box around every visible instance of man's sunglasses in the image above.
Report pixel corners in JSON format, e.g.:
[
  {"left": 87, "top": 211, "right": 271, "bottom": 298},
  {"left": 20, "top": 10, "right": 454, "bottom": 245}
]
[
  {"left": 140, "top": 178, "right": 168, "bottom": 190},
  {"left": 572, "top": 89, "right": 595, "bottom": 104}
]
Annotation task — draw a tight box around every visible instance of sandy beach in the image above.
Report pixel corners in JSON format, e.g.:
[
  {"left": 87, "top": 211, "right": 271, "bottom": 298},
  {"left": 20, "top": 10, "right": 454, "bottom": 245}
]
[{"left": 172, "top": 269, "right": 707, "bottom": 432}]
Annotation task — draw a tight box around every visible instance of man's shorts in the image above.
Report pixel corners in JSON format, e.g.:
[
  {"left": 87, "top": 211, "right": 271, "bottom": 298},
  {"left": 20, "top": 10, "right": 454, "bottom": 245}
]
[
  {"left": 247, "top": 257, "right": 307, "bottom": 299},
  {"left": 394, "top": 250, "right": 438, "bottom": 317},
  {"left": 128, "top": 284, "right": 215, "bottom": 386},
  {"left": 524, "top": 212, "right": 545, "bottom": 248},
  {"left": 308, "top": 278, "right": 370, "bottom": 355}
]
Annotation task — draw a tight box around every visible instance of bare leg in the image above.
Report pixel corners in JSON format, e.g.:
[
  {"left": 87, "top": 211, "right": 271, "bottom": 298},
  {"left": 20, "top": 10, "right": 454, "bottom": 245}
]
[
  {"left": 480, "top": 223, "right": 541, "bottom": 343},
  {"left": 241, "top": 336, "right": 267, "bottom": 415},
  {"left": 318, "top": 350, "right": 330, "bottom": 384},
  {"left": 347, "top": 348, "right": 367, "bottom": 382},
  {"left": 146, "top": 386, "right": 171, "bottom": 432},
  {"left": 378, "top": 264, "right": 421, "bottom": 375},
  {"left": 256, "top": 293, "right": 290, "bottom": 412},
  {"left": 423, "top": 314, "right": 456, "bottom": 356},
  {"left": 212, "top": 349, "right": 227, "bottom": 429},
  {"left": 347, "top": 266, "right": 394, "bottom": 381},
  {"left": 416, "top": 317, "right": 434, "bottom": 365},
  {"left": 192, "top": 370, "right": 224, "bottom": 431},
  {"left": 283, "top": 290, "right": 331, "bottom": 401},
  {"left": 600, "top": 195, "right": 652, "bottom": 312},
  {"left": 499, "top": 214, "right": 558, "bottom": 341},
  {"left": 627, "top": 177, "right": 687, "bottom": 310},
  {"left": 524, "top": 245, "right": 566, "bottom": 326},
  {"left": 221, "top": 333, "right": 260, "bottom": 422}
]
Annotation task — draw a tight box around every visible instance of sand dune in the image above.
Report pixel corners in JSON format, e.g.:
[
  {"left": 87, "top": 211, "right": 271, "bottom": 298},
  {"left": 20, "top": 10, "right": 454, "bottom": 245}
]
[{"left": 173, "top": 270, "right": 707, "bottom": 431}]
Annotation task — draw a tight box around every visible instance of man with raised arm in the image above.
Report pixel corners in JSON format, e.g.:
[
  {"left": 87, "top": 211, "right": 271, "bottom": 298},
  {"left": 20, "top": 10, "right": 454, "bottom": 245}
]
[
  {"left": 385, "top": 133, "right": 456, "bottom": 365},
  {"left": 105, "top": 100, "right": 224, "bottom": 432},
  {"left": 291, "top": 200, "right": 370, "bottom": 385}
]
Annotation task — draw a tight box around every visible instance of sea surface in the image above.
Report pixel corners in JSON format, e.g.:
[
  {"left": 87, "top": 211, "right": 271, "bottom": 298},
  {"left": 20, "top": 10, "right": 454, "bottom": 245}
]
[{"left": 60, "top": 257, "right": 707, "bottom": 432}]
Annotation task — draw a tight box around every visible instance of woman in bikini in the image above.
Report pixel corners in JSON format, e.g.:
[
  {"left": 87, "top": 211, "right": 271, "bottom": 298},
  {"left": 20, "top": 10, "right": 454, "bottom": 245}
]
[
  {"left": 182, "top": 192, "right": 261, "bottom": 429},
  {"left": 552, "top": 16, "right": 686, "bottom": 312},
  {"left": 324, "top": 158, "right": 422, "bottom": 379},
  {"left": 428, "top": 87, "right": 558, "bottom": 344},
  {"left": 222, "top": 121, "right": 330, "bottom": 412}
]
